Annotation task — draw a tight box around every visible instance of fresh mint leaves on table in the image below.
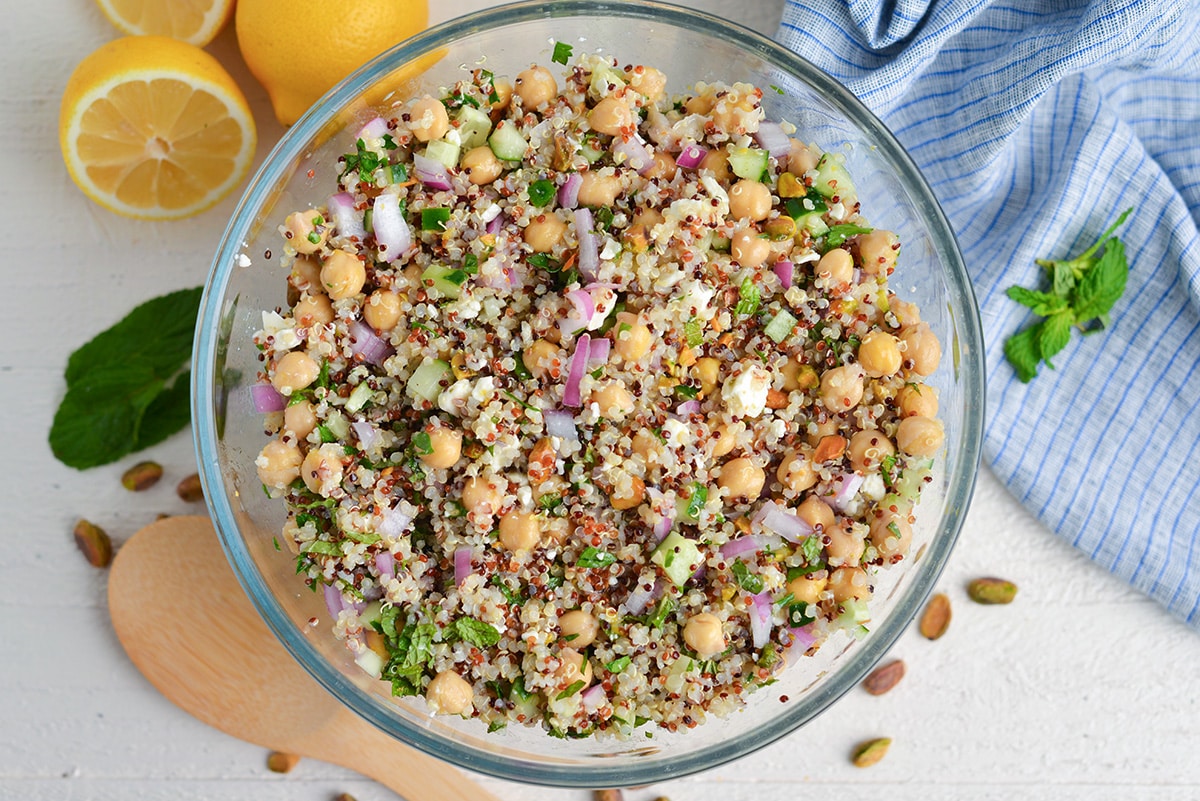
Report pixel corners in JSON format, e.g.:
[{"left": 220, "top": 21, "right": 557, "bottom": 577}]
[
  {"left": 1003, "top": 208, "right": 1133, "bottom": 383},
  {"left": 50, "top": 287, "right": 203, "bottom": 469}
]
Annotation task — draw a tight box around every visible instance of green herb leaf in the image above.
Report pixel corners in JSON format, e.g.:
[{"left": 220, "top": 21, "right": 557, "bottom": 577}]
[
  {"left": 1072, "top": 237, "right": 1128, "bottom": 323},
  {"left": 685, "top": 483, "right": 708, "bottom": 520},
  {"left": 455, "top": 616, "right": 501, "bottom": 648},
  {"left": 1005, "top": 286, "right": 1068, "bottom": 317},
  {"left": 730, "top": 559, "right": 764, "bottom": 594},
  {"left": 605, "top": 655, "right": 631, "bottom": 673},
  {"left": 528, "top": 179, "right": 556, "bottom": 207},
  {"left": 823, "top": 223, "right": 873, "bottom": 248},
  {"left": 673, "top": 384, "right": 700, "bottom": 400},
  {"left": 551, "top": 41, "right": 574, "bottom": 65},
  {"left": 49, "top": 365, "right": 164, "bottom": 469},
  {"left": 647, "top": 595, "right": 676, "bottom": 629},
  {"left": 799, "top": 534, "right": 823, "bottom": 566},
  {"left": 132, "top": 370, "right": 192, "bottom": 450},
  {"left": 577, "top": 546, "right": 616, "bottom": 569},
  {"left": 556, "top": 679, "right": 586, "bottom": 700},
  {"left": 1004, "top": 324, "right": 1043, "bottom": 383},
  {"left": 1038, "top": 311, "right": 1073, "bottom": 367}
]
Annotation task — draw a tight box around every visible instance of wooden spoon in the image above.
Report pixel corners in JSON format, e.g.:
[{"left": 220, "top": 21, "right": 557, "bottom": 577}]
[{"left": 108, "top": 515, "right": 500, "bottom": 801}]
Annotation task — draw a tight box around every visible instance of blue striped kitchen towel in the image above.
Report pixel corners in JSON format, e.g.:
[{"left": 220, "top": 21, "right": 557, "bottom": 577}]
[{"left": 777, "top": 0, "right": 1200, "bottom": 628}]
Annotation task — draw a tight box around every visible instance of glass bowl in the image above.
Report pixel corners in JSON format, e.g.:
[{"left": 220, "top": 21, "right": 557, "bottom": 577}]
[{"left": 194, "top": 0, "right": 984, "bottom": 788}]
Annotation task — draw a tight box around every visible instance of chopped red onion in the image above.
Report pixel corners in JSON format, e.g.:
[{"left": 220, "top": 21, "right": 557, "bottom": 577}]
[
  {"left": 624, "top": 577, "right": 662, "bottom": 615},
  {"left": 831, "top": 472, "right": 866, "bottom": 512},
  {"left": 413, "top": 153, "right": 453, "bottom": 191},
  {"left": 773, "top": 260, "right": 794, "bottom": 290},
  {"left": 691, "top": 563, "right": 707, "bottom": 583},
  {"left": 749, "top": 591, "right": 773, "bottom": 649},
  {"left": 754, "top": 500, "right": 814, "bottom": 543},
  {"left": 374, "top": 551, "right": 395, "bottom": 581},
  {"left": 754, "top": 121, "right": 792, "bottom": 158},
  {"left": 574, "top": 208, "right": 599, "bottom": 281},
  {"left": 372, "top": 193, "right": 412, "bottom": 262},
  {"left": 351, "top": 420, "right": 381, "bottom": 451},
  {"left": 486, "top": 214, "right": 503, "bottom": 235},
  {"left": 566, "top": 288, "right": 596, "bottom": 322},
  {"left": 786, "top": 624, "right": 818, "bottom": 653},
  {"left": 327, "top": 192, "right": 365, "bottom": 240},
  {"left": 719, "top": 536, "right": 762, "bottom": 560},
  {"left": 581, "top": 683, "right": 606, "bottom": 712},
  {"left": 558, "top": 172, "right": 582, "bottom": 209},
  {"left": 349, "top": 319, "right": 392, "bottom": 365},
  {"left": 676, "top": 399, "right": 700, "bottom": 416},
  {"left": 676, "top": 143, "right": 708, "bottom": 169},
  {"left": 378, "top": 506, "right": 413, "bottom": 539},
  {"left": 323, "top": 584, "right": 344, "bottom": 620},
  {"left": 357, "top": 117, "right": 388, "bottom": 140},
  {"left": 612, "top": 136, "right": 654, "bottom": 174},
  {"left": 653, "top": 515, "right": 674, "bottom": 542},
  {"left": 562, "top": 332, "right": 590, "bottom": 408},
  {"left": 543, "top": 409, "right": 578, "bottom": 442},
  {"left": 454, "top": 547, "right": 473, "bottom": 586},
  {"left": 587, "top": 337, "right": 611, "bottom": 368},
  {"left": 251, "top": 383, "right": 286, "bottom": 413}
]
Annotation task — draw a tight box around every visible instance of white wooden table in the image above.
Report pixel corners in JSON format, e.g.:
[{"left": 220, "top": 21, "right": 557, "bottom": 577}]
[{"left": 5, "top": 1, "right": 1199, "bottom": 799}]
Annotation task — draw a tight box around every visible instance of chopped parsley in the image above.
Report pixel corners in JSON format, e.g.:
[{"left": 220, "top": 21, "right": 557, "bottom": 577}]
[
  {"left": 730, "top": 559, "right": 764, "bottom": 594},
  {"left": 800, "top": 534, "right": 824, "bottom": 566},
  {"left": 551, "top": 41, "right": 574, "bottom": 65},
  {"left": 823, "top": 223, "right": 873, "bottom": 248},
  {"left": 685, "top": 482, "right": 708, "bottom": 519},
  {"left": 673, "top": 384, "right": 700, "bottom": 400},
  {"left": 528, "top": 179, "right": 556, "bottom": 207},
  {"left": 880, "top": 453, "right": 899, "bottom": 491},
  {"left": 647, "top": 595, "right": 676, "bottom": 629},
  {"left": 411, "top": 430, "right": 434, "bottom": 455},
  {"left": 340, "top": 138, "right": 385, "bottom": 183},
  {"left": 576, "top": 546, "right": 616, "bottom": 569}
]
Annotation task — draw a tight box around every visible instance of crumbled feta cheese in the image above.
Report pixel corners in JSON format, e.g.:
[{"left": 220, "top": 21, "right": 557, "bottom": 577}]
[
  {"left": 662, "top": 417, "right": 692, "bottom": 447},
  {"left": 721, "top": 362, "right": 771, "bottom": 418},
  {"left": 861, "top": 473, "right": 886, "bottom": 502},
  {"left": 439, "top": 378, "right": 473, "bottom": 416},
  {"left": 261, "top": 311, "right": 301, "bottom": 352}
]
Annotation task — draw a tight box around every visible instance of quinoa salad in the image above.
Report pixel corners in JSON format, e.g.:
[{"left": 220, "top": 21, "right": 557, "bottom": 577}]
[{"left": 250, "top": 47, "right": 944, "bottom": 739}]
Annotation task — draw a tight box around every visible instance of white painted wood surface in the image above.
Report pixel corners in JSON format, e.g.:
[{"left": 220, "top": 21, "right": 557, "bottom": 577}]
[{"left": 4, "top": 1, "right": 1199, "bottom": 799}]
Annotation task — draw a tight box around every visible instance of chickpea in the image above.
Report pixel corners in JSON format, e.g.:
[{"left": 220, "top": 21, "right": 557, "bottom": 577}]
[
  {"left": 728, "top": 179, "right": 772, "bottom": 222},
  {"left": 272, "top": 351, "right": 320, "bottom": 395},
  {"left": 293, "top": 293, "right": 334, "bottom": 327},
  {"left": 514, "top": 65, "right": 557, "bottom": 109},
  {"left": 301, "top": 443, "right": 344, "bottom": 495},
  {"left": 858, "top": 331, "right": 902, "bottom": 378},
  {"left": 889, "top": 295, "right": 921, "bottom": 326},
  {"left": 462, "top": 474, "right": 504, "bottom": 516},
  {"left": 498, "top": 510, "right": 542, "bottom": 552},
  {"left": 817, "top": 247, "right": 854, "bottom": 288},
  {"left": 826, "top": 520, "right": 865, "bottom": 567},
  {"left": 610, "top": 475, "right": 646, "bottom": 511},
  {"left": 290, "top": 256, "right": 322, "bottom": 292},
  {"left": 827, "top": 566, "right": 871, "bottom": 602},
  {"left": 577, "top": 171, "right": 621, "bottom": 207},
  {"left": 819, "top": 363, "right": 865, "bottom": 412},
  {"left": 625, "top": 65, "right": 666, "bottom": 102},
  {"left": 419, "top": 425, "right": 462, "bottom": 469},
  {"left": 896, "top": 416, "right": 945, "bottom": 457},
  {"left": 279, "top": 516, "right": 303, "bottom": 555},
  {"left": 321, "top": 249, "right": 366, "bottom": 300},
  {"left": 283, "top": 399, "right": 317, "bottom": 440},
  {"left": 524, "top": 213, "right": 567, "bottom": 252},
  {"left": 717, "top": 457, "right": 765, "bottom": 501},
  {"left": 633, "top": 208, "right": 664, "bottom": 229},
  {"left": 710, "top": 422, "right": 741, "bottom": 459},
  {"left": 776, "top": 449, "right": 817, "bottom": 493},
  {"left": 461, "top": 146, "right": 503, "bottom": 185},
  {"left": 710, "top": 94, "right": 757, "bottom": 135},
  {"left": 781, "top": 359, "right": 818, "bottom": 392},
  {"left": 363, "top": 629, "right": 389, "bottom": 659},
  {"left": 589, "top": 95, "right": 633, "bottom": 136},
  {"left": 524, "top": 339, "right": 562, "bottom": 381},
  {"left": 896, "top": 383, "right": 939, "bottom": 418},
  {"left": 363, "top": 290, "right": 403, "bottom": 332},
  {"left": 425, "top": 670, "right": 474, "bottom": 715},
  {"left": 489, "top": 78, "right": 513, "bottom": 118},
  {"left": 683, "top": 612, "right": 727, "bottom": 658},
  {"left": 731, "top": 227, "right": 770, "bottom": 268},
  {"left": 847, "top": 429, "right": 896, "bottom": 473},
  {"left": 698, "top": 148, "right": 732, "bottom": 182},
  {"left": 559, "top": 610, "right": 600, "bottom": 648},
  {"left": 900, "top": 323, "right": 941, "bottom": 376},
  {"left": 408, "top": 95, "right": 450, "bottom": 142},
  {"left": 592, "top": 381, "right": 634, "bottom": 419},
  {"left": 870, "top": 510, "right": 913, "bottom": 560},
  {"left": 554, "top": 647, "right": 594, "bottom": 689},
  {"left": 694, "top": 357, "right": 721, "bottom": 396},
  {"left": 857, "top": 229, "right": 899, "bottom": 275},
  {"left": 806, "top": 417, "right": 839, "bottom": 448},
  {"left": 788, "top": 140, "right": 818, "bottom": 176},
  {"left": 684, "top": 93, "right": 716, "bottom": 115},
  {"left": 256, "top": 439, "right": 302, "bottom": 488},
  {"left": 284, "top": 210, "right": 327, "bottom": 254},
  {"left": 644, "top": 150, "right": 677, "bottom": 180},
  {"left": 797, "top": 495, "right": 835, "bottom": 532},
  {"left": 786, "top": 572, "right": 828, "bottom": 605},
  {"left": 632, "top": 429, "right": 664, "bottom": 465},
  {"left": 613, "top": 312, "right": 652, "bottom": 362}
]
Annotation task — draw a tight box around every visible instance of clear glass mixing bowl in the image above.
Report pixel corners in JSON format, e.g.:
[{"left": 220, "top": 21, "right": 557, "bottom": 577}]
[{"left": 194, "top": 0, "right": 985, "bottom": 787}]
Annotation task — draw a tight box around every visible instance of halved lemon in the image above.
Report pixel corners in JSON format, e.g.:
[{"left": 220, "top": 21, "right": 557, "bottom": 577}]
[
  {"left": 95, "top": 0, "right": 235, "bottom": 47},
  {"left": 59, "top": 36, "right": 256, "bottom": 220}
]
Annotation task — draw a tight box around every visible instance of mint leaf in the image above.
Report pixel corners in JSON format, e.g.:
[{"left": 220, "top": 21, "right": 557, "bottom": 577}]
[
  {"left": 1005, "top": 286, "right": 1067, "bottom": 317},
  {"left": 824, "top": 223, "right": 873, "bottom": 248},
  {"left": 1038, "top": 313, "right": 1072, "bottom": 367},
  {"left": 577, "top": 546, "right": 616, "bottom": 569},
  {"left": 49, "top": 365, "right": 164, "bottom": 469},
  {"left": 1051, "top": 261, "right": 1076, "bottom": 298},
  {"left": 454, "top": 616, "right": 501, "bottom": 648},
  {"left": 1072, "top": 237, "right": 1128, "bottom": 324},
  {"left": 134, "top": 370, "right": 192, "bottom": 450},
  {"left": 1004, "top": 324, "right": 1042, "bottom": 383}
]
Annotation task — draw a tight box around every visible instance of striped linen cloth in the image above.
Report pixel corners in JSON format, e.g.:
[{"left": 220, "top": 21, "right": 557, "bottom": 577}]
[{"left": 776, "top": 0, "right": 1200, "bottom": 627}]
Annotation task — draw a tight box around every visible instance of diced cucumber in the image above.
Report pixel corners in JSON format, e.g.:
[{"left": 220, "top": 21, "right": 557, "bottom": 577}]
[
  {"left": 663, "top": 656, "right": 695, "bottom": 692},
  {"left": 406, "top": 358, "right": 452, "bottom": 403},
  {"left": 580, "top": 139, "right": 604, "bottom": 163},
  {"left": 728, "top": 147, "right": 769, "bottom": 181},
  {"left": 424, "top": 138, "right": 461, "bottom": 171},
  {"left": 421, "top": 263, "right": 470, "bottom": 299},
  {"left": 880, "top": 456, "right": 934, "bottom": 512},
  {"left": 488, "top": 120, "right": 528, "bottom": 161},
  {"left": 455, "top": 105, "right": 492, "bottom": 150},
  {"left": 589, "top": 64, "right": 626, "bottom": 99},
  {"left": 652, "top": 530, "right": 703, "bottom": 588},
  {"left": 345, "top": 382, "right": 374, "bottom": 413},
  {"left": 764, "top": 309, "right": 797, "bottom": 343},
  {"left": 324, "top": 409, "right": 350, "bottom": 440},
  {"left": 354, "top": 647, "right": 385, "bottom": 678},
  {"left": 812, "top": 152, "right": 854, "bottom": 199},
  {"left": 795, "top": 212, "right": 830, "bottom": 237}
]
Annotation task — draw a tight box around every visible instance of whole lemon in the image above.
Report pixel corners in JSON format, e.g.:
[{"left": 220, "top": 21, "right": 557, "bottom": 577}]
[{"left": 236, "top": 0, "right": 430, "bottom": 126}]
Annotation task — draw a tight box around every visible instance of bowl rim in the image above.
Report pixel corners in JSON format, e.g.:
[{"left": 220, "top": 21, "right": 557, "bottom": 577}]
[{"left": 193, "top": 0, "right": 985, "bottom": 787}]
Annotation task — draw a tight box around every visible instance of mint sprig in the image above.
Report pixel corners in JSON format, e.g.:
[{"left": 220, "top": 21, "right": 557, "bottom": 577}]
[{"left": 1003, "top": 208, "right": 1132, "bottom": 383}]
